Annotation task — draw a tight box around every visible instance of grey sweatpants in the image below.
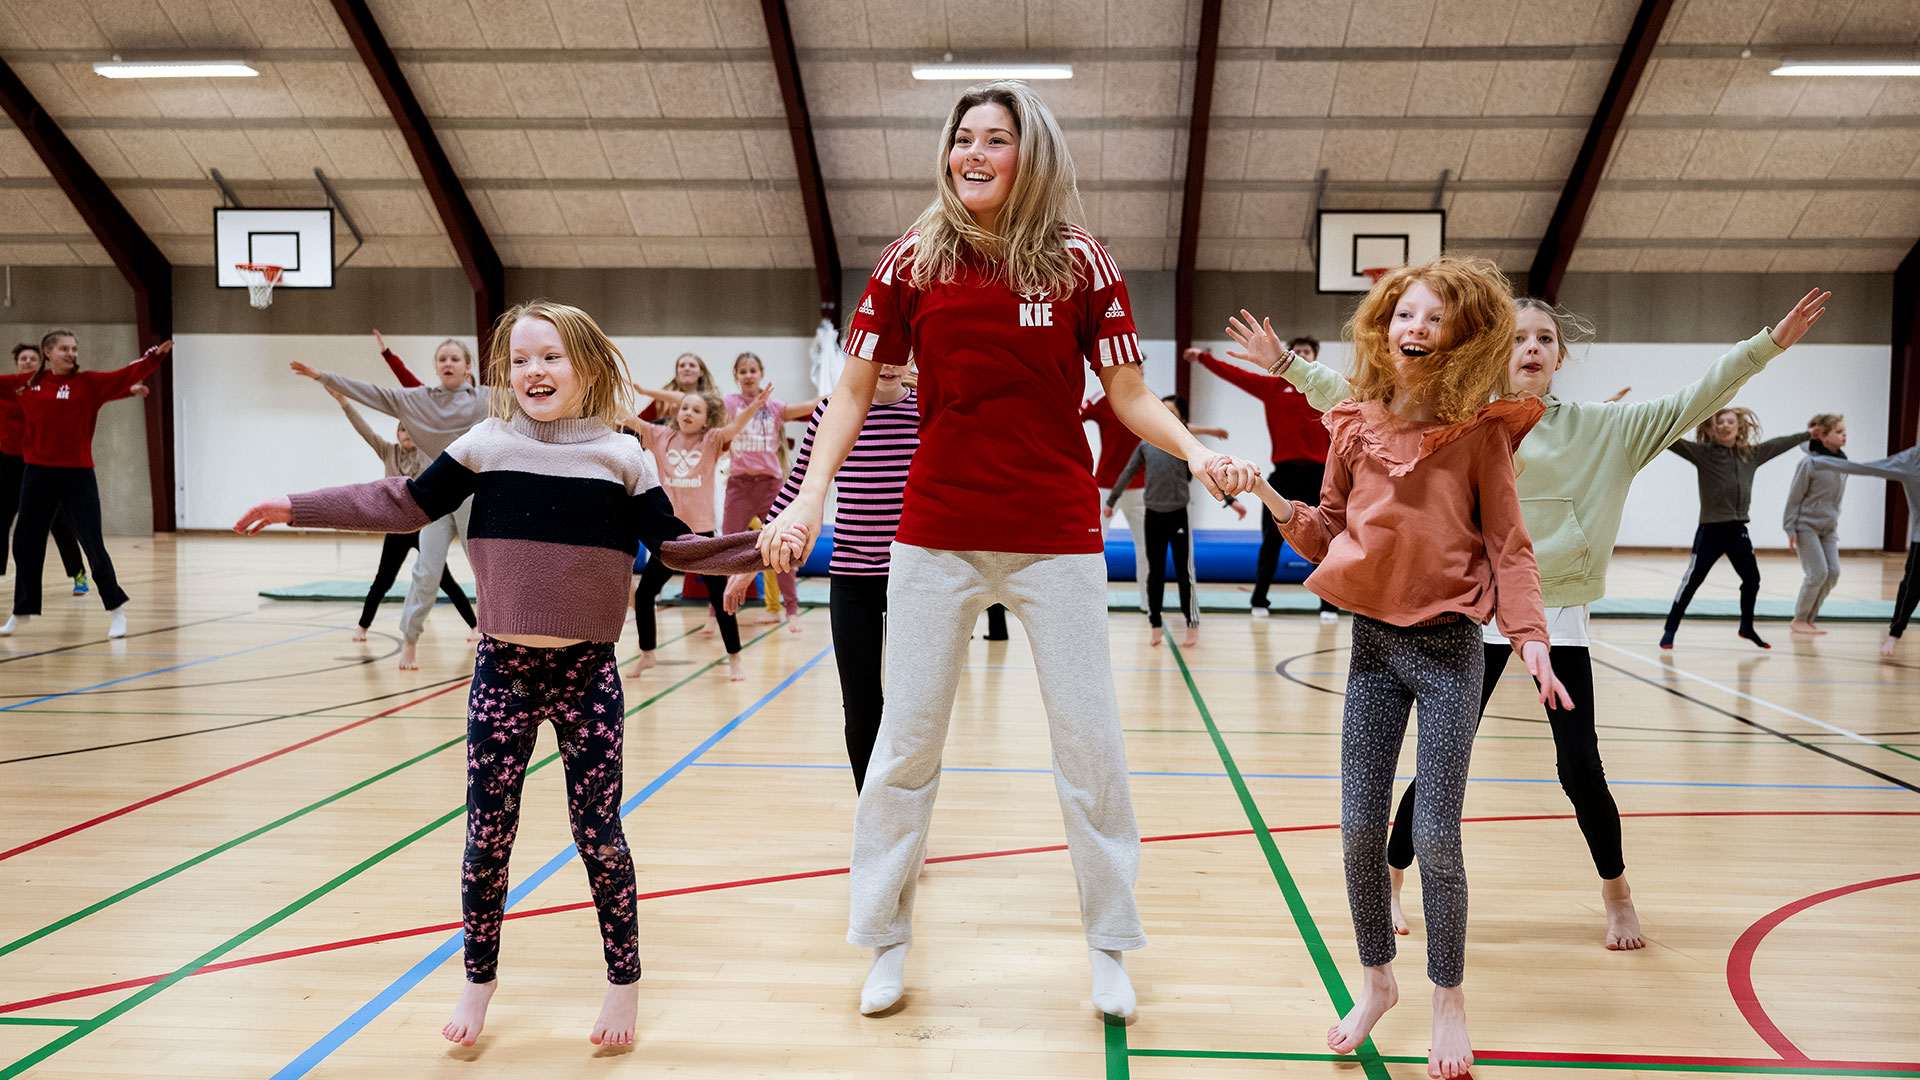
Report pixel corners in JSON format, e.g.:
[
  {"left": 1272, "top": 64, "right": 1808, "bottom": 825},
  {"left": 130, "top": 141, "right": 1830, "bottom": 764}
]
[
  {"left": 1341, "top": 613, "right": 1484, "bottom": 988},
  {"left": 397, "top": 497, "right": 473, "bottom": 642},
  {"left": 1102, "top": 485, "right": 1150, "bottom": 613},
  {"left": 1793, "top": 527, "right": 1841, "bottom": 622},
  {"left": 847, "top": 543, "right": 1147, "bottom": 952}
]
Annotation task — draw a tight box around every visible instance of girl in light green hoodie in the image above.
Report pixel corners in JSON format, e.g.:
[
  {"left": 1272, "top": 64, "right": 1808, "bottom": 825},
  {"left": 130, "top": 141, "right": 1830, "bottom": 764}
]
[{"left": 1223, "top": 286, "right": 1830, "bottom": 952}]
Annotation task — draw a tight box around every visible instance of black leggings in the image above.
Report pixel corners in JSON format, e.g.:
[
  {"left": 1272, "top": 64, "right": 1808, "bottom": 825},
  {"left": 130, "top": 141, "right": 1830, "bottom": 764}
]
[
  {"left": 830, "top": 574, "right": 888, "bottom": 791},
  {"left": 9, "top": 465, "right": 126, "bottom": 615},
  {"left": 1253, "top": 459, "right": 1334, "bottom": 612},
  {"left": 1, "top": 451, "right": 84, "bottom": 579},
  {"left": 1144, "top": 507, "right": 1193, "bottom": 628},
  {"left": 634, "top": 537, "right": 740, "bottom": 653},
  {"left": 1388, "top": 643, "right": 1623, "bottom": 880},
  {"left": 1891, "top": 543, "right": 1920, "bottom": 639},
  {"left": 1663, "top": 521, "right": 1760, "bottom": 638},
  {"left": 359, "top": 531, "right": 476, "bottom": 630}
]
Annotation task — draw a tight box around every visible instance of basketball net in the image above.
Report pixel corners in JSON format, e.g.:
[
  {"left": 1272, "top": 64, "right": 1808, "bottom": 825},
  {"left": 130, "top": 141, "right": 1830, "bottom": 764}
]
[{"left": 236, "top": 263, "right": 283, "bottom": 309}]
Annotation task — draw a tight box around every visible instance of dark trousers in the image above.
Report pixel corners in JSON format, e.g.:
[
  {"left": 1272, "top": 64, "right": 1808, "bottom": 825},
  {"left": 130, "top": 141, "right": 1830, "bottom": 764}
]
[
  {"left": 1893, "top": 543, "right": 1920, "bottom": 639},
  {"left": 1, "top": 451, "right": 83, "bottom": 579},
  {"left": 1144, "top": 507, "right": 1193, "bottom": 628},
  {"left": 634, "top": 534, "right": 741, "bottom": 653},
  {"left": 1252, "top": 459, "right": 1334, "bottom": 612},
  {"left": 10, "top": 466, "right": 127, "bottom": 615},
  {"left": 1663, "top": 521, "right": 1761, "bottom": 637},
  {"left": 830, "top": 574, "right": 888, "bottom": 790},
  {"left": 984, "top": 603, "right": 1009, "bottom": 639},
  {"left": 359, "top": 531, "right": 477, "bottom": 630},
  {"left": 1388, "top": 643, "right": 1623, "bottom": 880}
]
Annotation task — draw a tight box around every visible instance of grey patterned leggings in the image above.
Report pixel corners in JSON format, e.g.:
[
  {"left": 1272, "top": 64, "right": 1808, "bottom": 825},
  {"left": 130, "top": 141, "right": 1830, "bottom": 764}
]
[{"left": 1341, "top": 613, "right": 1485, "bottom": 988}]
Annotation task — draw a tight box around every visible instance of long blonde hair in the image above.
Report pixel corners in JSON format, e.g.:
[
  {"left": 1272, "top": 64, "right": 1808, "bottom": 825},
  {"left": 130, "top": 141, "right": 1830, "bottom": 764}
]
[
  {"left": 485, "top": 300, "right": 634, "bottom": 426},
  {"left": 1697, "top": 407, "right": 1762, "bottom": 457},
  {"left": 906, "top": 81, "right": 1086, "bottom": 298},
  {"left": 1345, "top": 256, "right": 1517, "bottom": 426}
]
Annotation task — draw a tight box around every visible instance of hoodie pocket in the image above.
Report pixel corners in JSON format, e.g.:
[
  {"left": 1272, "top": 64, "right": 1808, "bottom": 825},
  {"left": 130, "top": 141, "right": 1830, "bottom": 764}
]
[{"left": 1519, "top": 497, "right": 1590, "bottom": 587}]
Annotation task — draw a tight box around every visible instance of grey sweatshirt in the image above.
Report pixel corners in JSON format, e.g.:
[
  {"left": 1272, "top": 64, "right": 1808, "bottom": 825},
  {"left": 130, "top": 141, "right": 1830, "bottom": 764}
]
[
  {"left": 340, "top": 399, "right": 431, "bottom": 479},
  {"left": 1667, "top": 432, "right": 1808, "bottom": 524},
  {"left": 319, "top": 372, "right": 486, "bottom": 459},
  {"left": 1812, "top": 445, "right": 1920, "bottom": 543},
  {"left": 1106, "top": 441, "right": 1235, "bottom": 514},
  {"left": 1780, "top": 444, "right": 1849, "bottom": 536}
]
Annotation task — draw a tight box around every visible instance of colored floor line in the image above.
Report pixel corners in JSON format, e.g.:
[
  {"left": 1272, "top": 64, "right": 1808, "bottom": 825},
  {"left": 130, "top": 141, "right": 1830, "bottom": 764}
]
[
  {"left": 0, "top": 627, "right": 767, "bottom": 1078},
  {"left": 1163, "top": 639, "right": 1392, "bottom": 1080},
  {"left": 1591, "top": 638, "right": 1920, "bottom": 766},
  {"left": 0, "top": 1018, "right": 84, "bottom": 1027},
  {"left": 1726, "top": 872, "right": 1920, "bottom": 1062},
  {"left": 0, "top": 623, "right": 344, "bottom": 711},
  {"left": 0, "top": 680, "right": 470, "bottom": 862},
  {"left": 7, "top": 811, "right": 1916, "bottom": 1020},
  {"left": 267, "top": 643, "right": 833, "bottom": 1080},
  {"left": 1126, "top": 1047, "right": 1920, "bottom": 1076}
]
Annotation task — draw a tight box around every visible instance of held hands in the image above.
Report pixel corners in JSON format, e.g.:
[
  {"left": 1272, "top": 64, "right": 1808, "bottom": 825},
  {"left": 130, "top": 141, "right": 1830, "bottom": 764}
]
[
  {"left": 1520, "top": 640, "right": 1576, "bottom": 710},
  {"left": 1770, "top": 288, "right": 1831, "bottom": 350},
  {"left": 289, "top": 360, "right": 321, "bottom": 380},
  {"left": 757, "top": 499, "right": 818, "bottom": 575},
  {"left": 1195, "top": 453, "right": 1260, "bottom": 500},
  {"left": 234, "top": 496, "right": 293, "bottom": 534},
  {"left": 1224, "top": 310, "right": 1289, "bottom": 374}
]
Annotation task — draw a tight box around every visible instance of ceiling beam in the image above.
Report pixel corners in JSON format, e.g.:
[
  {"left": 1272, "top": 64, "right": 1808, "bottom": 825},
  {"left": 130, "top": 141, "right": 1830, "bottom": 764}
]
[
  {"left": 758, "top": 0, "right": 840, "bottom": 325},
  {"left": 0, "top": 59, "right": 175, "bottom": 532},
  {"left": 1526, "top": 0, "right": 1676, "bottom": 303},
  {"left": 1173, "top": 0, "right": 1224, "bottom": 401},
  {"left": 327, "top": 0, "right": 503, "bottom": 353},
  {"left": 1890, "top": 241, "right": 1920, "bottom": 553}
]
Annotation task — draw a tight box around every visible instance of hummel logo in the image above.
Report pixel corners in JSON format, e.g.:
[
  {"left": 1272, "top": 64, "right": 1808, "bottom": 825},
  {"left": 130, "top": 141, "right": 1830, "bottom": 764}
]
[
  {"left": 858, "top": 296, "right": 875, "bottom": 315},
  {"left": 1104, "top": 299, "right": 1125, "bottom": 319}
]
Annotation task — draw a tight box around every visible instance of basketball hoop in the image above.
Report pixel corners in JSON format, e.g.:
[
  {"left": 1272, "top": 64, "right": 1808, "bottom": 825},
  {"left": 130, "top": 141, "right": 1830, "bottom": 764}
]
[{"left": 236, "top": 263, "right": 283, "bottom": 308}]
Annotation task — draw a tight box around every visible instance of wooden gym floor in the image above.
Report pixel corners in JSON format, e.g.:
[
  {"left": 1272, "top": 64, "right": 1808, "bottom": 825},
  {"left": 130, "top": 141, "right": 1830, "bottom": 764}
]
[{"left": 0, "top": 534, "right": 1915, "bottom": 1079}]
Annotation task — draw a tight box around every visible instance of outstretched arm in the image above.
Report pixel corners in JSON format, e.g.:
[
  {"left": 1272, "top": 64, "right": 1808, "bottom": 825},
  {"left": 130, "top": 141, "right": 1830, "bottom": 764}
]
[
  {"left": 631, "top": 382, "right": 688, "bottom": 407},
  {"left": 1099, "top": 362, "right": 1258, "bottom": 500},
  {"left": 373, "top": 330, "right": 422, "bottom": 387},
  {"left": 781, "top": 396, "right": 823, "bottom": 421},
  {"left": 715, "top": 384, "right": 775, "bottom": 444},
  {"left": 1219, "top": 313, "right": 1353, "bottom": 411}
]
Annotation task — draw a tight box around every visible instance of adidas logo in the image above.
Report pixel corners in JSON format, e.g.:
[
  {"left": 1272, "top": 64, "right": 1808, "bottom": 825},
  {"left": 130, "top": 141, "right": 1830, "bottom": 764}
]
[
  {"left": 1103, "top": 299, "right": 1125, "bottom": 318},
  {"left": 858, "top": 296, "right": 876, "bottom": 316}
]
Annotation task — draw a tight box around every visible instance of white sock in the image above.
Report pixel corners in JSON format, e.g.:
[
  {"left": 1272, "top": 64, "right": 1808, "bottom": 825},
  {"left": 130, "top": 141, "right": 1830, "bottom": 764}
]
[
  {"left": 108, "top": 607, "right": 128, "bottom": 639},
  {"left": 1089, "top": 948, "right": 1136, "bottom": 1018},
  {"left": 860, "top": 943, "right": 908, "bottom": 1015},
  {"left": 0, "top": 614, "right": 28, "bottom": 636}
]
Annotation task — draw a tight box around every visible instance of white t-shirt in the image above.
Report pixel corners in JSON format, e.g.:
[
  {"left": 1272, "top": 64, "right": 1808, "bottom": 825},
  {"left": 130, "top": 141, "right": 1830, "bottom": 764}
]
[{"left": 1483, "top": 603, "right": 1590, "bottom": 647}]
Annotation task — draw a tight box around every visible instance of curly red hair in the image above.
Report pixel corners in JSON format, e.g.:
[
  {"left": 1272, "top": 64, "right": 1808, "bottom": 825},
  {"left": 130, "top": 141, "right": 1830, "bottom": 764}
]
[{"left": 1344, "top": 256, "right": 1516, "bottom": 425}]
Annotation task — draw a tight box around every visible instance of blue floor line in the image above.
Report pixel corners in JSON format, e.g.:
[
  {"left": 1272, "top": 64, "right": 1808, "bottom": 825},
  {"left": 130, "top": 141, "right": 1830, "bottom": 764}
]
[
  {"left": 270, "top": 645, "right": 833, "bottom": 1080},
  {"left": 1, "top": 625, "right": 343, "bottom": 712}
]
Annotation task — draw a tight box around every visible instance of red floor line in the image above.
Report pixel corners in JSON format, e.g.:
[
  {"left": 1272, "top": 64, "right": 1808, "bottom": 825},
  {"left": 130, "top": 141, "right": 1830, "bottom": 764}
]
[
  {"left": 1478, "top": 1048, "right": 1920, "bottom": 1071},
  {"left": 0, "top": 682, "right": 469, "bottom": 863},
  {"left": 1725, "top": 872, "right": 1920, "bottom": 1062},
  {"left": 7, "top": 809, "right": 1916, "bottom": 1020}
]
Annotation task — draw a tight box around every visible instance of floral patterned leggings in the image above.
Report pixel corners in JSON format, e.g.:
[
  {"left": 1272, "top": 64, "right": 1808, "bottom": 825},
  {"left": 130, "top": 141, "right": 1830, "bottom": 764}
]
[{"left": 463, "top": 637, "right": 639, "bottom": 985}]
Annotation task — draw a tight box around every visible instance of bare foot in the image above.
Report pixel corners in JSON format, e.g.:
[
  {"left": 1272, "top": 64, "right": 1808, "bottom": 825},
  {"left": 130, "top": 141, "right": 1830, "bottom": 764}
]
[
  {"left": 442, "top": 979, "right": 496, "bottom": 1046},
  {"left": 589, "top": 981, "right": 639, "bottom": 1046},
  {"left": 398, "top": 640, "right": 420, "bottom": 671},
  {"left": 727, "top": 654, "right": 745, "bottom": 682},
  {"left": 1149, "top": 625, "right": 1164, "bottom": 647},
  {"left": 1183, "top": 621, "right": 1199, "bottom": 647},
  {"left": 1328, "top": 964, "right": 1397, "bottom": 1053},
  {"left": 351, "top": 625, "right": 369, "bottom": 642},
  {"left": 701, "top": 614, "right": 717, "bottom": 636},
  {"left": 1602, "top": 875, "right": 1645, "bottom": 950},
  {"left": 1429, "top": 985, "right": 1473, "bottom": 1079},
  {"left": 1883, "top": 635, "right": 1899, "bottom": 658},
  {"left": 787, "top": 615, "right": 802, "bottom": 634},
  {"left": 751, "top": 611, "right": 781, "bottom": 625},
  {"left": 1789, "top": 619, "right": 1824, "bottom": 635},
  {"left": 624, "top": 652, "right": 657, "bottom": 678},
  {"left": 1389, "top": 866, "right": 1410, "bottom": 935}
]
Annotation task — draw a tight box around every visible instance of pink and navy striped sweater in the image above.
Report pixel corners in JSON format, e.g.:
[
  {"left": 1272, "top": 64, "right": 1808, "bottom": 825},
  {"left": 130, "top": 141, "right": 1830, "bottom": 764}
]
[
  {"left": 288, "top": 414, "right": 686, "bottom": 642},
  {"left": 768, "top": 391, "right": 918, "bottom": 576}
]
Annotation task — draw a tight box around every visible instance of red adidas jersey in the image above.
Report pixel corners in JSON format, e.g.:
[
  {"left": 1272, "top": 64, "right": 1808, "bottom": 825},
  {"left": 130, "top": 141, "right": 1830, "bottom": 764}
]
[
  {"left": 846, "top": 226, "right": 1144, "bottom": 554},
  {"left": 0, "top": 348, "right": 163, "bottom": 468},
  {"left": 1081, "top": 394, "right": 1143, "bottom": 490}
]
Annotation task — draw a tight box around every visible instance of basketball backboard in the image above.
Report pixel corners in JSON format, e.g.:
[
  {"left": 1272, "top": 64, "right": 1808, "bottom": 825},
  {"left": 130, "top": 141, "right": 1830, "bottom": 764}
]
[
  {"left": 215, "top": 208, "right": 335, "bottom": 289},
  {"left": 1316, "top": 210, "right": 1445, "bottom": 293}
]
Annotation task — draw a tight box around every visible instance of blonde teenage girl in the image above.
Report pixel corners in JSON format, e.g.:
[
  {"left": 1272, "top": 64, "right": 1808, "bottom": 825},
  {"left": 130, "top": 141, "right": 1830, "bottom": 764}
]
[
  {"left": 1245, "top": 257, "right": 1568, "bottom": 1079},
  {"left": 632, "top": 352, "right": 716, "bottom": 424},
  {"left": 237, "top": 301, "right": 692, "bottom": 1049},
  {"left": 1784, "top": 413, "right": 1850, "bottom": 634},
  {"left": 758, "top": 80, "right": 1259, "bottom": 1021}
]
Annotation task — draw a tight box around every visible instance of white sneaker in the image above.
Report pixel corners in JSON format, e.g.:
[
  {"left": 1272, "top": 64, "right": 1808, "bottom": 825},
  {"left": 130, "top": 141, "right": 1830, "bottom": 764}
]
[
  {"left": 1250, "top": 607, "right": 1270, "bottom": 619},
  {"left": 0, "top": 614, "right": 25, "bottom": 636},
  {"left": 1319, "top": 610, "right": 1339, "bottom": 624},
  {"left": 108, "top": 606, "right": 128, "bottom": 639}
]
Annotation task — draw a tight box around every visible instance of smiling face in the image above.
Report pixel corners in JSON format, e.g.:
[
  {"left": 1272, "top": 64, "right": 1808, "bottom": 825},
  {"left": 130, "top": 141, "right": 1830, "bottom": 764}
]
[
  {"left": 507, "top": 317, "right": 584, "bottom": 421},
  {"left": 1709, "top": 409, "right": 1742, "bottom": 447},
  {"left": 674, "top": 354, "right": 703, "bottom": 390},
  {"left": 948, "top": 102, "right": 1020, "bottom": 234},
  {"left": 434, "top": 342, "right": 471, "bottom": 390},
  {"left": 1388, "top": 280, "right": 1451, "bottom": 386},
  {"left": 1508, "top": 306, "right": 1564, "bottom": 398},
  {"left": 13, "top": 347, "right": 41, "bottom": 375},
  {"left": 43, "top": 335, "right": 78, "bottom": 376},
  {"left": 675, "top": 392, "right": 710, "bottom": 435}
]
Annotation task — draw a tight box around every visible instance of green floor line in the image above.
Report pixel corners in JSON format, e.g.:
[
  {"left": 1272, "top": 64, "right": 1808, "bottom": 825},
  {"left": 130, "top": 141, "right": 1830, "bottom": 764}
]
[
  {"left": 0, "top": 1017, "right": 86, "bottom": 1026},
  {"left": 1105, "top": 1016, "right": 1130, "bottom": 1080},
  {"left": 1121, "top": 727, "right": 1863, "bottom": 746},
  {"left": 1164, "top": 640, "right": 1390, "bottom": 1080},
  {"left": 1127, "top": 1048, "right": 1920, "bottom": 1077},
  {"left": 1, "top": 625, "right": 771, "bottom": 1078}
]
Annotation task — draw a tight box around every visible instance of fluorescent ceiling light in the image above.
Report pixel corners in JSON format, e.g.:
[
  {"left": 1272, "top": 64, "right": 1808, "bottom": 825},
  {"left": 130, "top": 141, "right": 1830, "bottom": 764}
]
[
  {"left": 1771, "top": 62, "right": 1920, "bottom": 77},
  {"left": 93, "top": 60, "right": 259, "bottom": 79},
  {"left": 911, "top": 62, "right": 1072, "bottom": 81}
]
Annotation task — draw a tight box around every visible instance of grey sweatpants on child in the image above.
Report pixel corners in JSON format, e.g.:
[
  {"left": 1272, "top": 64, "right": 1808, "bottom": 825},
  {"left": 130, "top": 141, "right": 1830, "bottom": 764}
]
[
  {"left": 847, "top": 543, "right": 1147, "bottom": 952},
  {"left": 1793, "top": 527, "right": 1841, "bottom": 622},
  {"left": 1341, "top": 613, "right": 1484, "bottom": 988},
  {"left": 397, "top": 496, "right": 473, "bottom": 642}
]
